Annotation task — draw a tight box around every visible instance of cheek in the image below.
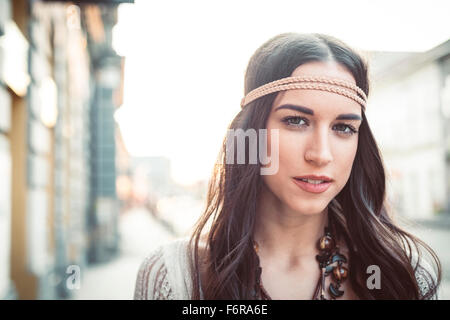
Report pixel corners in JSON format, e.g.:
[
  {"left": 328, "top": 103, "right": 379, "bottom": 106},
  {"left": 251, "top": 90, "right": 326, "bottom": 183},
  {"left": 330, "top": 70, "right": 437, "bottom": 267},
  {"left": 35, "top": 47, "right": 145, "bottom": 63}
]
[
  {"left": 266, "top": 121, "right": 302, "bottom": 168},
  {"left": 262, "top": 130, "right": 302, "bottom": 195},
  {"left": 262, "top": 122, "right": 294, "bottom": 194},
  {"left": 333, "top": 139, "right": 358, "bottom": 183},
  {"left": 277, "top": 132, "right": 303, "bottom": 175}
]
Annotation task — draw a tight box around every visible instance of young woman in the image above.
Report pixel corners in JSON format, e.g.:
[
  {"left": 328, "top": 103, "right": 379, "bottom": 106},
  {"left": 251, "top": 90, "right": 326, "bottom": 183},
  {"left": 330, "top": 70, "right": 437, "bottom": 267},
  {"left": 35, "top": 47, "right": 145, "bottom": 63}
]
[{"left": 134, "top": 32, "right": 441, "bottom": 300}]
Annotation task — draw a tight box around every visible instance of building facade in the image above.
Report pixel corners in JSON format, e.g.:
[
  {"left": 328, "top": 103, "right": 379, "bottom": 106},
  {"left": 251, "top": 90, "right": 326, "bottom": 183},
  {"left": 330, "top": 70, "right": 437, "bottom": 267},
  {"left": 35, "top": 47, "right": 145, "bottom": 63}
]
[
  {"left": 0, "top": 0, "right": 131, "bottom": 300},
  {"left": 368, "top": 40, "right": 450, "bottom": 220}
]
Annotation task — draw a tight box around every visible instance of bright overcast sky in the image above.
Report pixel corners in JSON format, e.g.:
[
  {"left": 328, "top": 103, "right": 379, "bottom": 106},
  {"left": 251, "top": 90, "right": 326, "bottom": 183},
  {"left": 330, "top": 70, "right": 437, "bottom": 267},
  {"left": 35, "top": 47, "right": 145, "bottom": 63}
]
[{"left": 113, "top": 0, "right": 450, "bottom": 185}]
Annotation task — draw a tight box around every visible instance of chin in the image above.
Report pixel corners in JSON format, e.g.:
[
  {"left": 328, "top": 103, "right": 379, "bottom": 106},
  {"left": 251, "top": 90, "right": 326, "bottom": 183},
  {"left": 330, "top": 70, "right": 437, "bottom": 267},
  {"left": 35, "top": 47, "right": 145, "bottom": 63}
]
[{"left": 288, "top": 199, "right": 329, "bottom": 216}]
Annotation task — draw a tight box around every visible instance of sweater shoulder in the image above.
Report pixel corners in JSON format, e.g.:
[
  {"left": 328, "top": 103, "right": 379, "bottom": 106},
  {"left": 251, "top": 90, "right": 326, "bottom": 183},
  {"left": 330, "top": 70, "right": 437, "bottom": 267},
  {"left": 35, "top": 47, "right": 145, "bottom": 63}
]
[{"left": 133, "top": 238, "right": 193, "bottom": 300}]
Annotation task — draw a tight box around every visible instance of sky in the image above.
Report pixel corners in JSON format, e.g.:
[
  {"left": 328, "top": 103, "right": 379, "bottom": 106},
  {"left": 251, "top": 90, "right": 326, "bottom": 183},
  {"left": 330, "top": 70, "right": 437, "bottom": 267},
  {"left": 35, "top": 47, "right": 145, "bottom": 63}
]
[{"left": 112, "top": 0, "right": 450, "bottom": 186}]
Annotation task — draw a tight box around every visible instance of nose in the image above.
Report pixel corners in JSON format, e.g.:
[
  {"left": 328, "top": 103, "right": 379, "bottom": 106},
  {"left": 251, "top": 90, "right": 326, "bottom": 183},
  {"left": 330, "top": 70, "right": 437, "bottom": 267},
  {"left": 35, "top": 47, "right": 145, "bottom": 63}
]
[{"left": 304, "top": 127, "right": 333, "bottom": 166}]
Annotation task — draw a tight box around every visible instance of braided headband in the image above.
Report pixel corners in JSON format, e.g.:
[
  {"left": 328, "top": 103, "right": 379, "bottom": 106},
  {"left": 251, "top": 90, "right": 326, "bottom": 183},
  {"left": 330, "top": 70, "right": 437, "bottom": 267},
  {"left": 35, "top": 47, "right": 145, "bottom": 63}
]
[{"left": 240, "top": 76, "right": 367, "bottom": 111}]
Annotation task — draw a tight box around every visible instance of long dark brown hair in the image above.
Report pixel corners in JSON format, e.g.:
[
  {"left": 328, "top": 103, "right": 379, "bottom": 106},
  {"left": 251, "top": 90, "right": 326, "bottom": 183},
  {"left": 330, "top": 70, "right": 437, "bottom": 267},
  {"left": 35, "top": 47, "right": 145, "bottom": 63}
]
[{"left": 188, "top": 32, "right": 441, "bottom": 299}]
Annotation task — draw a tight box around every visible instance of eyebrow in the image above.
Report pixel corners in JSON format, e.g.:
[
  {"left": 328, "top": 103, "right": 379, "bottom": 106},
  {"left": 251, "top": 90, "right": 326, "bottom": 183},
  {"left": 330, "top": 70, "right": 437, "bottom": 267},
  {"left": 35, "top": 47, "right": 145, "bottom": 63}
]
[{"left": 275, "top": 104, "right": 362, "bottom": 121}]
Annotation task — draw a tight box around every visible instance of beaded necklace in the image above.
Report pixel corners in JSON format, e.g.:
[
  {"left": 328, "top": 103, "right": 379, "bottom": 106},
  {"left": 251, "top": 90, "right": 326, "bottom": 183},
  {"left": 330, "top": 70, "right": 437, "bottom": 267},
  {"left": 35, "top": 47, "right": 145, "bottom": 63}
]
[{"left": 252, "top": 225, "right": 349, "bottom": 300}]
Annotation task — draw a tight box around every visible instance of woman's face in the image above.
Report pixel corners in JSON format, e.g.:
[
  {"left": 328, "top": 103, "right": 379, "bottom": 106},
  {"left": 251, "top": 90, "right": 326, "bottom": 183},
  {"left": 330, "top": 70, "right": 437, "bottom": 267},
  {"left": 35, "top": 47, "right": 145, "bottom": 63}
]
[{"left": 262, "top": 61, "right": 362, "bottom": 216}]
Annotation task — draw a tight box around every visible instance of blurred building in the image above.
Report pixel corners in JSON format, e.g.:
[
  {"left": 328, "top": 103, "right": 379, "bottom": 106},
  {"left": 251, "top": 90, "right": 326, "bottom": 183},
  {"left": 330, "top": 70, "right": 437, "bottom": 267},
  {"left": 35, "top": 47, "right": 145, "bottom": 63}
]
[
  {"left": 84, "top": 3, "right": 124, "bottom": 265},
  {"left": 130, "top": 156, "right": 175, "bottom": 210},
  {"left": 0, "top": 0, "right": 132, "bottom": 300},
  {"left": 115, "top": 124, "right": 132, "bottom": 212},
  {"left": 131, "top": 156, "right": 173, "bottom": 198},
  {"left": 368, "top": 39, "right": 450, "bottom": 220},
  {"left": 0, "top": 0, "right": 16, "bottom": 299}
]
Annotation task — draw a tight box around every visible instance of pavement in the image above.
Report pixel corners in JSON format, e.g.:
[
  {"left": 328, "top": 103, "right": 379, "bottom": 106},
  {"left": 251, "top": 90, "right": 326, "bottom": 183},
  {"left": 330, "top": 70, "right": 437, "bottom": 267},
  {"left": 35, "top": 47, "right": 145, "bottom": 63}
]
[
  {"left": 72, "top": 207, "right": 176, "bottom": 300},
  {"left": 72, "top": 206, "right": 450, "bottom": 300}
]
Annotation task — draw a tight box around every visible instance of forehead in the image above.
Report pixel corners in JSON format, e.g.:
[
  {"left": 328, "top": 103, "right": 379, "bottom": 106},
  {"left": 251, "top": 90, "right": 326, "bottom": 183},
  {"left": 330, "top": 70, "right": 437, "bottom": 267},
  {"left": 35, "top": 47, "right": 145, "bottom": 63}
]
[
  {"left": 272, "top": 61, "right": 362, "bottom": 116},
  {"left": 291, "top": 61, "right": 356, "bottom": 83}
]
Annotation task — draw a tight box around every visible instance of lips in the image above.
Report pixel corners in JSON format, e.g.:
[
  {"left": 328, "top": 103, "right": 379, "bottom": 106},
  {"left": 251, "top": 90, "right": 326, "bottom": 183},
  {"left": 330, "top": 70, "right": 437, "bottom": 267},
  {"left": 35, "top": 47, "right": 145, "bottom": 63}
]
[{"left": 292, "top": 176, "right": 333, "bottom": 193}]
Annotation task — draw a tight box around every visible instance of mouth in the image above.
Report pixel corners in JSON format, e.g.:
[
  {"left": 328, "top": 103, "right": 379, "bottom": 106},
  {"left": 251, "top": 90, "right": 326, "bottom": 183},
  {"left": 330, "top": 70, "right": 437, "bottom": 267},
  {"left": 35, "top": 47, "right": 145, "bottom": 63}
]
[
  {"left": 293, "top": 177, "right": 332, "bottom": 184},
  {"left": 292, "top": 177, "right": 332, "bottom": 193}
]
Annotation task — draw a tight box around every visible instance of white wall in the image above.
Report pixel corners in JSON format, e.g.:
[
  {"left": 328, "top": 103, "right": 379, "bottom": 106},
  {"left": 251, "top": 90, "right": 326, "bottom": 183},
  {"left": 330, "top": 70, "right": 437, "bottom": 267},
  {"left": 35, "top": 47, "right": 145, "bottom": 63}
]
[{"left": 369, "top": 62, "right": 446, "bottom": 219}]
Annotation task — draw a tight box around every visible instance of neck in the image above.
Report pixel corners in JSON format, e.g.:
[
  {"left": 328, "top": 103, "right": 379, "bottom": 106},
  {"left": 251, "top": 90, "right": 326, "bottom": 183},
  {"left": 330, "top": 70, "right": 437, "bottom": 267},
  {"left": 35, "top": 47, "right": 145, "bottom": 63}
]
[{"left": 253, "top": 185, "right": 329, "bottom": 262}]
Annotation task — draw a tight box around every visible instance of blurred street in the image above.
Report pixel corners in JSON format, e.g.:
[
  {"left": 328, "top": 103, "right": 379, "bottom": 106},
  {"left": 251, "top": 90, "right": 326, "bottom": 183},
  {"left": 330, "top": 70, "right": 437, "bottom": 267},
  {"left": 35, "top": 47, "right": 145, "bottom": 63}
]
[
  {"left": 72, "top": 193, "right": 204, "bottom": 300},
  {"left": 72, "top": 207, "right": 176, "bottom": 300}
]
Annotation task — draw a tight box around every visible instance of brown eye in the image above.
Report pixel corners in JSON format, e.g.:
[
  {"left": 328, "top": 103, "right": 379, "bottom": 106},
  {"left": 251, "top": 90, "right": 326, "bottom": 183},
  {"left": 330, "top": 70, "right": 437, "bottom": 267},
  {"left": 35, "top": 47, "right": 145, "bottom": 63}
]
[
  {"left": 282, "top": 116, "right": 308, "bottom": 127},
  {"left": 333, "top": 123, "right": 357, "bottom": 136}
]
